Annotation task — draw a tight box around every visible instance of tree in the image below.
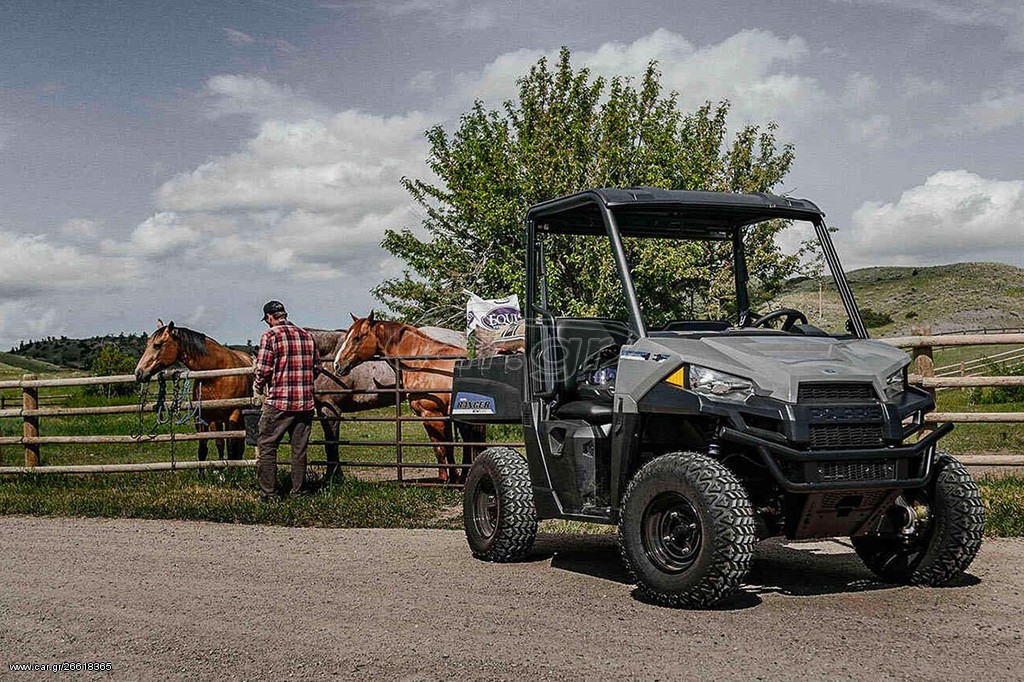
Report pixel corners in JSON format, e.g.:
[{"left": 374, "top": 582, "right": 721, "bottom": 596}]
[
  {"left": 376, "top": 48, "right": 798, "bottom": 327},
  {"left": 84, "top": 344, "right": 138, "bottom": 397}
]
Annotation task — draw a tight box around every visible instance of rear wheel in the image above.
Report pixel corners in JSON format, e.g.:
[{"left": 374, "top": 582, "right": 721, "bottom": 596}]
[
  {"left": 618, "top": 452, "right": 755, "bottom": 608},
  {"left": 853, "top": 451, "right": 984, "bottom": 585},
  {"left": 463, "top": 447, "right": 537, "bottom": 562}
]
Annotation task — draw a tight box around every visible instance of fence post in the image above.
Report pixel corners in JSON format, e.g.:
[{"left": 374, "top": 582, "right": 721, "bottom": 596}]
[
  {"left": 393, "top": 357, "right": 403, "bottom": 484},
  {"left": 910, "top": 326, "right": 936, "bottom": 439},
  {"left": 22, "top": 373, "right": 40, "bottom": 467}
]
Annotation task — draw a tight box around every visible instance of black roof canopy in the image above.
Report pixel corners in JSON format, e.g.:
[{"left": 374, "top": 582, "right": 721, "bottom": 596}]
[{"left": 528, "top": 187, "right": 825, "bottom": 238}]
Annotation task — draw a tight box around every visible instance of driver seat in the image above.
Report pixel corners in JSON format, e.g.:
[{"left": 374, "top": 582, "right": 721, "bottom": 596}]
[{"left": 548, "top": 318, "right": 626, "bottom": 425}]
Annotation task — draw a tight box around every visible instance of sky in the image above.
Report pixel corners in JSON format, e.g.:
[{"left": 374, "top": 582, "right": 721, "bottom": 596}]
[{"left": 1, "top": 0, "right": 1023, "bottom": 347}]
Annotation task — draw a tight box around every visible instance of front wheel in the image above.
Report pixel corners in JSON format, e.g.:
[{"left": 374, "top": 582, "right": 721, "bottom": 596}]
[
  {"left": 463, "top": 447, "right": 537, "bottom": 562},
  {"left": 853, "top": 451, "right": 985, "bottom": 585},
  {"left": 618, "top": 452, "right": 755, "bottom": 608}
]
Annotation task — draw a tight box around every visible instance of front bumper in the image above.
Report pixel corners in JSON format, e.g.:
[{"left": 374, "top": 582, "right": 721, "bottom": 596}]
[{"left": 720, "top": 422, "right": 951, "bottom": 492}]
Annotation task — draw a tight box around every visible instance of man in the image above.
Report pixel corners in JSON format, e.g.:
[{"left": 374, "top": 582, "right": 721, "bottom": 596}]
[{"left": 253, "top": 300, "right": 319, "bottom": 500}]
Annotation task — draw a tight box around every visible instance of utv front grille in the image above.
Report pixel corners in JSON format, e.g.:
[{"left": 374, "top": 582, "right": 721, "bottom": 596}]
[
  {"left": 798, "top": 382, "right": 876, "bottom": 404},
  {"left": 817, "top": 460, "right": 897, "bottom": 482},
  {"left": 809, "top": 423, "right": 885, "bottom": 449}
]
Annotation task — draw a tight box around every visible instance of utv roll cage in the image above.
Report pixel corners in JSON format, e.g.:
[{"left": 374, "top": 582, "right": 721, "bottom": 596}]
[{"left": 525, "top": 187, "right": 868, "bottom": 340}]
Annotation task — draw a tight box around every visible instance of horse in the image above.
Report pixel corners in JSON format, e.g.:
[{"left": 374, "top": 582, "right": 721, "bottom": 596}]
[
  {"left": 134, "top": 320, "right": 254, "bottom": 460},
  {"left": 333, "top": 313, "right": 481, "bottom": 483},
  {"left": 306, "top": 327, "right": 467, "bottom": 481}
]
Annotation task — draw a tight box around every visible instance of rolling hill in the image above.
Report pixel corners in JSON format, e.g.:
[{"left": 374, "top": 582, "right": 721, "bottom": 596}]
[{"left": 777, "top": 262, "right": 1024, "bottom": 337}]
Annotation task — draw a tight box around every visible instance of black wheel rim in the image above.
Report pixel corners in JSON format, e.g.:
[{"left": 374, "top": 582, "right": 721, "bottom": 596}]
[
  {"left": 473, "top": 475, "right": 499, "bottom": 539},
  {"left": 641, "top": 492, "right": 703, "bottom": 574}
]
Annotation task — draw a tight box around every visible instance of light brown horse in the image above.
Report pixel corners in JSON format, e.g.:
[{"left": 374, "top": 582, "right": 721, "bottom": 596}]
[
  {"left": 333, "top": 313, "right": 479, "bottom": 483},
  {"left": 134, "top": 320, "right": 254, "bottom": 460},
  {"left": 307, "top": 327, "right": 467, "bottom": 481}
]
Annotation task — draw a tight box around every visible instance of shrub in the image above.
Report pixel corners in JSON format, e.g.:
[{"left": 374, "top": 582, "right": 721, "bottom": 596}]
[
  {"left": 84, "top": 344, "right": 138, "bottom": 397},
  {"left": 859, "top": 307, "right": 894, "bottom": 328},
  {"left": 969, "top": 363, "right": 1024, "bottom": 405}
]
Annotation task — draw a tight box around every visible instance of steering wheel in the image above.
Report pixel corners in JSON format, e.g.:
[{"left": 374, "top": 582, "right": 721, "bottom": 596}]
[{"left": 749, "top": 308, "right": 808, "bottom": 331}]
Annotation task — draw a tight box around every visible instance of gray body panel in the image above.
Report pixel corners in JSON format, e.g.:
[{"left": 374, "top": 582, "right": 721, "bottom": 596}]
[{"left": 614, "top": 331, "right": 909, "bottom": 404}]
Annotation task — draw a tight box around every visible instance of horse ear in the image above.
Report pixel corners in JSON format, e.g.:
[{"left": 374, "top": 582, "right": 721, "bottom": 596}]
[
  {"left": 350, "top": 312, "right": 358, "bottom": 323},
  {"left": 367, "top": 310, "right": 375, "bottom": 324},
  {"left": 167, "top": 321, "right": 175, "bottom": 330},
  {"left": 157, "top": 319, "right": 164, "bottom": 329}
]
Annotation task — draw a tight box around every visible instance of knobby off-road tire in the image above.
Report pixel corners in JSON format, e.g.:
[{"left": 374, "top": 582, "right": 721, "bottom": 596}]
[
  {"left": 618, "top": 452, "right": 755, "bottom": 609},
  {"left": 463, "top": 447, "right": 537, "bottom": 562},
  {"left": 853, "top": 451, "right": 984, "bottom": 585}
]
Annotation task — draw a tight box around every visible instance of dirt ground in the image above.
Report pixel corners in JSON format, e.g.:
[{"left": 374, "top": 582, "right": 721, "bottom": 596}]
[{"left": 0, "top": 516, "right": 1021, "bottom": 681}]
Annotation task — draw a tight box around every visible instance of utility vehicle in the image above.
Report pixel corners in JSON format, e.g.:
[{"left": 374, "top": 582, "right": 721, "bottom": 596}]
[{"left": 453, "top": 188, "right": 984, "bottom": 608}]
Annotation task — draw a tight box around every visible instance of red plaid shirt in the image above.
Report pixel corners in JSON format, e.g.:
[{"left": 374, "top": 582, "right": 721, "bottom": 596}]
[{"left": 254, "top": 321, "right": 319, "bottom": 411}]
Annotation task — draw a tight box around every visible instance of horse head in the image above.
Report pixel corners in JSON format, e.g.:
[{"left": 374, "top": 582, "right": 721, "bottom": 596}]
[
  {"left": 333, "top": 311, "right": 380, "bottom": 376},
  {"left": 135, "top": 319, "right": 182, "bottom": 382}
]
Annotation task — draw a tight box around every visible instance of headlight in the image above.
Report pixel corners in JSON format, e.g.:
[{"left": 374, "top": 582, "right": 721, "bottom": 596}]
[
  {"left": 688, "top": 365, "right": 754, "bottom": 403},
  {"left": 884, "top": 367, "right": 907, "bottom": 400}
]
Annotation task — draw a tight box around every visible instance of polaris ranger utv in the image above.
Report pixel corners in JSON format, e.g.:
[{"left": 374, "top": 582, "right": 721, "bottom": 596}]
[{"left": 453, "top": 188, "right": 984, "bottom": 608}]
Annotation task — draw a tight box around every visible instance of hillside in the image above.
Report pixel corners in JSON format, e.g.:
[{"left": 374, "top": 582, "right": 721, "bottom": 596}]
[
  {"left": 777, "top": 262, "right": 1024, "bottom": 337},
  {"left": 0, "top": 351, "right": 63, "bottom": 374},
  {"left": 9, "top": 334, "right": 150, "bottom": 371}
]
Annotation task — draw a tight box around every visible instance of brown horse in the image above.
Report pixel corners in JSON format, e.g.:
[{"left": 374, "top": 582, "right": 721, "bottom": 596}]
[
  {"left": 307, "top": 326, "right": 467, "bottom": 481},
  {"left": 333, "top": 313, "right": 479, "bottom": 483},
  {"left": 135, "top": 320, "right": 254, "bottom": 460}
]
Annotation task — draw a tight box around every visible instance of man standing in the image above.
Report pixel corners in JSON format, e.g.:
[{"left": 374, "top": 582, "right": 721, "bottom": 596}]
[{"left": 254, "top": 300, "right": 319, "bottom": 500}]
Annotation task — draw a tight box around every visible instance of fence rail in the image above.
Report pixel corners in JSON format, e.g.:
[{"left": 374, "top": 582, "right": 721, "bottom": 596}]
[
  {"left": 0, "top": 357, "right": 508, "bottom": 482},
  {"left": 1, "top": 328, "right": 1022, "bottom": 476},
  {"left": 880, "top": 331, "right": 1024, "bottom": 435}
]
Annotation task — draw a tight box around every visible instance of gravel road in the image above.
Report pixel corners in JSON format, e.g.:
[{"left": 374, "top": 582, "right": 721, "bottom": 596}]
[{"left": 1, "top": 516, "right": 1021, "bottom": 680}]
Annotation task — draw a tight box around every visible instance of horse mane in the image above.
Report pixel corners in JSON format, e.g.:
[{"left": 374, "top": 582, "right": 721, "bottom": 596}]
[
  {"left": 163, "top": 325, "right": 208, "bottom": 357},
  {"left": 374, "top": 320, "right": 463, "bottom": 353}
]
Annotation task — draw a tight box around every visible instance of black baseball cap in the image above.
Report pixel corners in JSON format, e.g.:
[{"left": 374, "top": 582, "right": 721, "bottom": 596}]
[{"left": 262, "top": 300, "right": 287, "bottom": 319}]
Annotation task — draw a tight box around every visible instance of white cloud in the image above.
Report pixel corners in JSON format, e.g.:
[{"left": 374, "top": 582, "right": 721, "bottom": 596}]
[
  {"left": 847, "top": 170, "right": 1024, "bottom": 266},
  {"left": 137, "top": 101, "right": 433, "bottom": 280},
  {"left": 950, "top": 87, "right": 1024, "bottom": 134},
  {"left": 156, "top": 111, "right": 430, "bottom": 214},
  {"left": 59, "top": 218, "right": 100, "bottom": 239},
  {"left": 456, "top": 29, "right": 832, "bottom": 130},
  {"left": 848, "top": 113, "right": 893, "bottom": 148},
  {"left": 110, "top": 212, "right": 203, "bottom": 258},
  {"left": 841, "top": 73, "right": 880, "bottom": 108},
  {"left": 0, "top": 302, "right": 63, "bottom": 345},
  {"left": 222, "top": 27, "right": 255, "bottom": 45},
  {"left": 204, "top": 75, "right": 329, "bottom": 123},
  {"left": 0, "top": 230, "right": 138, "bottom": 296},
  {"left": 901, "top": 76, "right": 949, "bottom": 99}
]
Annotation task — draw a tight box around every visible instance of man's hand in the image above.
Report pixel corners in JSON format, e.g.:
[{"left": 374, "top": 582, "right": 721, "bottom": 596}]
[{"left": 252, "top": 381, "right": 267, "bottom": 406}]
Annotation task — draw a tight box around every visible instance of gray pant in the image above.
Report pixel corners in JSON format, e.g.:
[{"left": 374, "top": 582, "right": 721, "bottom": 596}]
[{"left": 257, "top": 404, "right": 313, "bottom": 497}]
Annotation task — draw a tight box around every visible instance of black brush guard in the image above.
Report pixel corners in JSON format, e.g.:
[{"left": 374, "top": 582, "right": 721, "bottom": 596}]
[{"left": 720, "top": 422, "right": 953, "bottom": 492}]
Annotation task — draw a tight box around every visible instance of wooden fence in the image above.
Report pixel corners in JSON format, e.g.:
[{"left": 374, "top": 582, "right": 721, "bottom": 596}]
[
  {"left": 0, "top": 331, "right": 1022, "bottom": 475},
  {"left": 0, "top": 358, "right": 510, "bottom": 483},
  {"left": 879, "top": 331, "right": 1024, "bottom": 466}
]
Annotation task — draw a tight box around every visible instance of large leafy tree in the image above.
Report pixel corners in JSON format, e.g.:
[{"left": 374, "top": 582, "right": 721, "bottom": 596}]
[{"left": 375, "top": 48, "right": 798, "bottom": 327}]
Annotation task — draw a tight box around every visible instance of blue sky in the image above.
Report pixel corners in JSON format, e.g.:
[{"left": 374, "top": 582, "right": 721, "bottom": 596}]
[{"left": 2, "top": 0, "right": 1023, "bottom": 346}]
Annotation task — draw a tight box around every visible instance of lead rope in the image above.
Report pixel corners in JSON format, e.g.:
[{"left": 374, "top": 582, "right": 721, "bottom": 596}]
[{"left": 133, "top": 372, "right": 203, "bottom": 469}]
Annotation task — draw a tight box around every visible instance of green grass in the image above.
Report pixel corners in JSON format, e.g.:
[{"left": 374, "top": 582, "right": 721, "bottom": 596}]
[
  {"left": 0, "top": 469, "right": 462, "bottom": 528},
  {"left": 933, "top": 388, "right": 1024, "bottom": 454},
  {"left": 0, "top": 352, "right": 63, "bottom": 374},
  {"left": 978, "top": 476, "right": 1024, "bottom": 536}
]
